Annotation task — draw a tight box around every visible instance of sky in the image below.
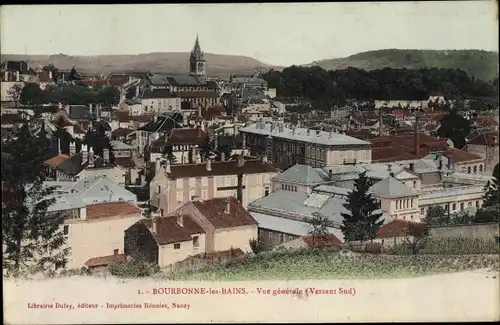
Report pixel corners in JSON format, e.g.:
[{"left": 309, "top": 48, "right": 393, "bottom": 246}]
[{"left": 1, "top": 2, "right": 498, "bottom": 66}]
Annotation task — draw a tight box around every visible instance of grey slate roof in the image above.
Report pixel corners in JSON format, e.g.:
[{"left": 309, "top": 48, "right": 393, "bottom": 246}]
[
  {"left": 312, "top": 184, "right": 351, "bottom": 197},
  {"left": 147, "top": 74, "right": 217, "bottom": 88},
  {"left": 240, "top": 122, "right": 370, "bottom": 146},
  {"left": 368, "top": 177, "right": 415, "bottom": 198},
  {"left": 142, "top": 89, "right": 180, "bottom": 99},
  {"left": 272, "top": 164, "right": 329, "bottom": 185},
  {"left": 419, "top": 185, "right": 483, "bottom": 200},
  {"left": 56, "top": 152, "right": 106, "bottom": 176},
  {"left": 394, "top": 159, "right": 450, "bottom": 174},
  {"left": 137, "top": 112, "right": 184, "bottom": 133},
  {"left": 111, "top": 140, "right": 133, "bottom": 151},
  {"left": 250, "top": 211, "right": 345, "bottom": 242},
  {"left": 231, "top": 77, "right": 267, "bottom": 86}
]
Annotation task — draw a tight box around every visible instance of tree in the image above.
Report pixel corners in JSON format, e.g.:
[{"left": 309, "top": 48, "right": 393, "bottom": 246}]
[
  {"left": 82, "top": 126, "right": 115, "bottom": 163},
  {"left": 19, "top": 83, "right": 43, "bottom": 106},
  {"left": 473, "top": 165, "right": 500, "bottom": 223},
  {"left": 7, "top": 83, "right": 24, "bottom": 107},
  {"left": 249, "top": 239, "right": 264, "bottom": 254},
  {"left": 423, "top": 206, "right": 449, "bottom": 225},
  {"left": 307, "top": 212, "right": 331, "bottom": 247},
  {"left": 97, "top": 86, "right": 120, "bottom": 106},
  {"left": 68, "top": 66, "right": 81, "bottom": 81},
  {"left": 437, "top": 108, "right": 471, "bottom": 149},
  {"left": 2, "top": 123, "right": 68, "bottom": 275},
  {"left": 340, "top": 171, "right": 384, "bottom": 242}
]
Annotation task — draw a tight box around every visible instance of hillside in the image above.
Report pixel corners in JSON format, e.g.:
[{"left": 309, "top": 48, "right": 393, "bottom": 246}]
[
  {"left": 0, "top": 52, "right": 276, "bottom": 78},
  {"left": 307, "top": 49, "right": 499, "bottom": 81}
]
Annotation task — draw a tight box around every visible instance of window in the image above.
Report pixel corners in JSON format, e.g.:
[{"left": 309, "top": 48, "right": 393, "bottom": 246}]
[
  {"left": 158, "top": 185, "right": 161, "bottom": 193},
  {"left": 476, "top": 201, "right": 479, "bottom": 207},
  {"left": 452, "top": 203, "right": 456, "bottom": 210},
  {"left": 413, "top": 181, "right": 417, "bottom": 188},
  {"left": 268, "top": 233, "right": 273, "bottom": 241},
  {"left": 113, "top": 249, "right": 119, "bottom": 255},
  {"left": 473, "top": 165, "right": 477, "bottom": 173},
  {"left": 460, "top": 202, "right": 464, "bottom": 210},
  {"left": 160, "top": 209, "right": 164, "bottom": 217},
  {"left": 265, "top": 189, "right": 269, "bottom": 196},
  {"left": 468, "top": 202, "right": 472, "bottom": 207},
  {"left": 63, "top": 225, "right": 69, "bottom": 235},
  {"left": 288, "top": 235, "right": 294, "bottom": 241},
  {"left": 281, "top": 184, "right": 284, "bottom": 190},
  {"left": 468, "top": 166, "right": 471, "bottom": 174},
  {"left": 174, "top": 243, "right": 181, "bottom": 249},
  {"left": 479, "top": 165, "right": 483, "bottom": 172},
  {"left": 192, "top": 236, "right": 199, "bottom": 247}
]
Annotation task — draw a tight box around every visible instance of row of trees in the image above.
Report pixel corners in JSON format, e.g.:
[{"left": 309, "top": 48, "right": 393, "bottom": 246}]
[
  {"left": 10, "top": 82, "right": 120, "bottom": 107},
  {"left": 263, "top": 66, "right": 499, "bottom": 108}
]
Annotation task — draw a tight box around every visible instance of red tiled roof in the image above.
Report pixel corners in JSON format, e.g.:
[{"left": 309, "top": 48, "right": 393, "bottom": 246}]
[
  {"left": 476, "top": 116, "right": 498, "bottom": 127},
  {"left": 168, "top": 158, "right": 279, "bottom": 178},
  {"left": 166, "top": 128, "right": 206, "bottom": 146},
  {"left": 84, "top": 254, "right": 127, "bottom": 268},
  {"left": 142, "top": 215, "right": 205, "bottom": 245},
  {"left": 467, "top": 131, "right": 499, "bottom": 146},
  {"left": 86, "top": 202, "right": 141, "bottom": 220},
  {"left": 44, "top": 154, "right": 70, "bottom": 168},
  {"left": 190, "top": 197, "right": 258, "bottom": 229},
  {"left": 178, "top": 91, "right": 218, "bottom": 99},
  {"left": 441, "top": 147, "right": 483, "bottom": 163},
  {"left": 201, "top": 105, "right": 227, "bottom": 120},
  {"left": 108, "top": 75, "right": 130, "bottom": 86},
  {"left": 371, "top": 146, "right": 412, "bottom": 163},
  {"left": 37, "top": 71, "right": 52, "bottom": 82},
  {"left": 301, "top": 234, "right": 343, "bottom": 247},
  {"left": 376, "top": 220, "right": 427, "bottom": 239},
  {"left": 391, "top": 110, "right": 411, "bottom": 117}
]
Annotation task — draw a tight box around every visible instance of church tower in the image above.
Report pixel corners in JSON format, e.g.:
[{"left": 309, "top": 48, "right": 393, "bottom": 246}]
[{"left": 189, "top": 35, "right": 206, "bottom": 77}]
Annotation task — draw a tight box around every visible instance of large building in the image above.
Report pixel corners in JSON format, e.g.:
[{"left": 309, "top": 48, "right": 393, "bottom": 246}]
[{"left": 239, "top": 121, "right": 372, "bottom": 170}]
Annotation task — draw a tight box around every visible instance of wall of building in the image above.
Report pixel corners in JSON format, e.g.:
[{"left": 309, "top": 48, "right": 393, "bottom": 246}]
[
  {"left": 65, "top": 214, "right": 143, "bottom": 269},
  {"left": 466, "top": 144, "right": 499, "bottom": 176},
  {"left": 124, "top": 222, "right": 158, "bottom": 264},
  {"left": 258, "top": 228, "right": 298, "bottom": 251},
  {"left": 419, "top": 186, "right": 484, "bottom": 216},
  {"left": 213, "top": 225, "right": 257, "bottom": 253},
  {"left": 158, "top": 233, "right": 206, "bottom": 267},
  {"left": 76, "top": 168, "right": 127, "bottom": 186},
  {"left": 272, "top": 180, "right": 312, "bottom": 194},
  {"left": 429, "top": 222, "right": 499, "bottom": 240}
]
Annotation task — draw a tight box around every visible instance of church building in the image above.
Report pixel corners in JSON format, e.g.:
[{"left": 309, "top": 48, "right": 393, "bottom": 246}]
[{"left": 144, "top": 36, "right": 220, "bottom": 112}]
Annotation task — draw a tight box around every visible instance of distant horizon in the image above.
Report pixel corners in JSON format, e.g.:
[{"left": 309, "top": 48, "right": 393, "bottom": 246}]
[
  {"left": 2, "top": 48, "right": 498, "bottom": 68},
  {"left": 1, "top": 3, "right": 497, "bottom": 66}
]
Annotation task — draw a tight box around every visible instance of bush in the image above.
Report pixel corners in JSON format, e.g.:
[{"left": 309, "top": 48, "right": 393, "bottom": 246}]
[
  {"left": 249, "top": 239, "right": 264, "bottom": 254},
  {"left": 387, "top": 236, "right": 500, "bottom": 255},
  {"left": 108, "top": 259, "right": 160, "bottom": 278},
  {"left": 60, "top": 267, "right": 93, "bottom": 277}
]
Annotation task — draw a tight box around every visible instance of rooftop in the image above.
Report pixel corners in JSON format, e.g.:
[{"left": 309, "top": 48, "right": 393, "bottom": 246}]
[
  {"left": 376, "top": 220, "right": 427, "bottom": 239},
  {"left": 369, "top": 177, "right": 416, "bottom": 198},
  {"left": 272, "top": 164, "right": 329, "bottom": 185},
  {"left": 84, "top": 254, "right": 127, "bottom": 268},
  {"left": 86, "top": 202, "right": 141, "bottom": 220},
  {"left": 190, "top": 197, "right": 258, "bottom": 229},
  {"left": 142, "top": 215, "right": 205, "bottom": 245},
  {"left": 239, "top": 122, "right": 370, "bottom": 146}
]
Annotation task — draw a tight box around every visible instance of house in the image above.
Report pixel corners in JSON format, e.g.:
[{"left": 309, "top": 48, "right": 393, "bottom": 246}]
[
  {"left": 149, "top": 127, "right": 207, "bottom": 164},
  {"left": 250, "top": 211, "right": 344, "bottom": 251},
  {"left": 111, "top": 140, "right": 133, "bottom": 158},
  {"left": 84, "top": 253, "right": 127, "bottom": 272},
  {"left": 150, "top": 155, "right": 279, "bottom": 214},
  {"left": 125, "top": 214, "right": 206, "bottom": 268},
  {"left": 271, "top": 164, "right": 332, "bottom": 194},
  {"left": 140, "top": 89, "right": 181, "bottom": 114},
  {"left": 173, "top": 197, "right": 259, "bottom": 253},
  {"left": 111, "top": 127, "right": 135, "bottom": 142},
  {"left": 239, "top": 121, "right": 372, "bottom": 170},
  {"left": 425, "top": 148, "right": 485, "bottom": 174},
  {"left": 60, "top": 201, "right": 143, "bottom": 269},
  {"left": 465, "top": 131, "right": 499, "bottom": 176},
  {"left": 54, "top": 146, "right": 115, "bottom": 181},
  {"left": 43, "top": 153, "right": 71, "bottom": 180},
  {"left": 135, "top": 113, "right": 184, "bottom": 155},
  {"left": 372, "top": 219, "right": 428, "bottom": 249}
]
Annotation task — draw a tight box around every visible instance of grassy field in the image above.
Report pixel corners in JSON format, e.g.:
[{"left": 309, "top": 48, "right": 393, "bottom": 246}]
[{"left": 165, "top": 248, "right": 500, "bottom": 281}]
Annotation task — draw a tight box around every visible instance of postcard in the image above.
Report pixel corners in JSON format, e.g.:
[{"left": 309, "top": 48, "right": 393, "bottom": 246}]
[{"left": 1, "top": 2, "right": 499, "bottom": 324}]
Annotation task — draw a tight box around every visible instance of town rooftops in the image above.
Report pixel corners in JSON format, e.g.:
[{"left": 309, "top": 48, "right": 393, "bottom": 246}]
[
  {"left": 147, "top": 74, "right": 217, "bottom": 89},
  {"left": 68, "top": 105, "right": 93, "bottom": 120},
  {"left": 86, "top": 202, "right": 141, "bottom": 220},
  {"left": 166, "top": 158, "right": 279, "bottom": 178},
  {"left": 466, "top": 131, "right": 499, "bottom": 146},
  {"left": 368, "top": 177, "right": 415, "bottom": 198},
  {"left": 111, "top": 127, "right": 134, "bottom": 138},
  {"left": 142, "top": 215, "right": 205, "bottom": 245},
  {"left": 440, "top": 148, "right": 484, "bottom": 163},
  {"left": 239, "top": 122, "right": 370, "bottom": 146},
  {"left": 178, "top": 91, "right": 219, "bottom": 98},
  {"left": 166, "top": 128, "right": 206, "bottom": 146},
  {"left": 137, "top": 113, "right": 184, "bottom": 133},
  {"left": 111, "top": 140, "right": 133, "bottom": 151},
  {"left": 190, "top": 197, "right": 258, "bottom": 229}
]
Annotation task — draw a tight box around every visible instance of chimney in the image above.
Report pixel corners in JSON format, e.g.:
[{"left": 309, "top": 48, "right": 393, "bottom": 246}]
[
  {"left": 206, "top": 158, "right": 212, "bottom": 171},
  {"left": 387, "top": 164, "right": 394, "bottom": 177},
  {"left": 151, "top": 217, "right": 158, "bottom": 234},
  {"left": 198, "top": 104, "right": 202, "bottom": 118},
  {"left": 4, "top": 71, "right": 7, "bottom": 81},
  {"left": 57, "top": 137, "right": 62, "bottom": 155},
  {"left": 88, "top": 147, "right": 95, "bottom": 168},
  {"left": 438, "top": 159, "right": 443, "bottom": 170},
  {"left": 237, "top": 155, "right": 244, "bottom": 167},
  {"left": 81, "top": 144, "right": 88, "bottom": 165},
  {"left": 220, "top": 152, "right": 225, "bottom": 162},
  {"left": 177, "top": 215, "right": 184, "bottom": 227},
  {"left": 414, "top": 115, "right": 420, "bottom": 157},
  {"left": 328, "top": 169, "right": 333, "bottom": 180},
  {"left": 307, "top": 128, "right": 311, "bottom": 135},
  {"left": 16, "top": 71, "right": 20, "bottom": 82},
  {"left": 236, "top": 173, "right": 243, "bottom": 203},
  {"left": 224, "top": 197, "right": 231, "bottom": 214},
  {"left": 409, "top": 162, "right": 414, "bottom": 172},
  {"left": 103, "top": 148, "right": 110, "bottom": 163},
  {"left": 48, "top": 71, "right": 53, "bottom": 80},
  {"left": 214, "top": 135, "right": 219, "bottom": 150},
  {"left": 191, "top": 146, "right": 197, "bottom": 163},
  {"left": 165, "top": 159, "right": 171, "bottom": 173},
  {"left": 262, "top": 155, "right": 268, "bottom": 163},
  {"left": 155, "top": 158, "right": 162, "bottom": 173},
  {"left": 135, "top": 86, "right": 140, "bottom": 98},
  {"left": 242, "top": 133, "right": 246, "bottom": 148},
  {"left": 69, "top": 141, "right": 76, "bottom": 156},
  {"left": 379, "top": 112, "right": 383, "bottom": 136}
]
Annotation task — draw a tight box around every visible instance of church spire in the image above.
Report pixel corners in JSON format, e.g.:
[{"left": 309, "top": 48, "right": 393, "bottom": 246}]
[
  {"left": 189, "top": 34, "right": 206, "bottom": 77},
  {"left": 190, "top": 34, "right": 204, "bottom": 61}
]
